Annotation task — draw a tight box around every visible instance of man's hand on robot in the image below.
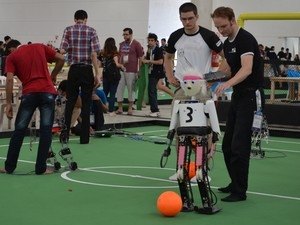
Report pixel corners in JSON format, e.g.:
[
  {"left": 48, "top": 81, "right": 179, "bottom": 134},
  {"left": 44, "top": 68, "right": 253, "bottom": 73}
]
[
  {"left": 169, "top": 76, "right": 180, "bottom": 87},
  {"left": 203, "top": 71, "right": 227, "bottom": 82},
  {"left": 215, "top": 82, "right": 231, "bottom": 97}
]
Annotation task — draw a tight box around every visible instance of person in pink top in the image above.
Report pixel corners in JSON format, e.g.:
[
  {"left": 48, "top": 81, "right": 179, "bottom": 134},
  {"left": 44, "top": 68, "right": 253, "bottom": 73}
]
[{"left": 0, "top": 39, "right": 64, "bottom": 175}]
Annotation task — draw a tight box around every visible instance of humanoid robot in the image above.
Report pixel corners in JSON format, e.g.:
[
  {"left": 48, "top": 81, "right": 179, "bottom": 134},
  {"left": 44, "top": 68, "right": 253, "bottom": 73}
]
[
  {"left": 161, "top": 71, "right": 221, "bottom": 214},
  {"left": 49, "top": 93, "right": 78, "bottom": 171},
  {"left": 250, "top": 89, "right": 269, "bottom": 159}
]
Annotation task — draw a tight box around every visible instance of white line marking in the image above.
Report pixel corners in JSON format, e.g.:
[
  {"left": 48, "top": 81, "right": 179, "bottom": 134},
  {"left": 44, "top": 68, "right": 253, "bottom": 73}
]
[
  {"left": 267, "top": 139, "right": 300, "bottom": 145},
  {"left": 0, "top": 138, "right": 79, "bottom": 149},
  {"left": 62, "top": 166, "right": 180, "bottom": 189},
  {"left": 80, "top": 167, "right": 176, "bottom": 182},
  {"left": 0, "top": 157, "right": 299, "bottom": 201}
]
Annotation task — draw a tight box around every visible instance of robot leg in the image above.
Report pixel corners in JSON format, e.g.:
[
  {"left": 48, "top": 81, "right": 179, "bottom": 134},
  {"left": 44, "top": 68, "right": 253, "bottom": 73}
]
[
  {"left": 58, "top": 143, "right": 78, "bottom": 171},
  {"left": 251, "top": 132, "right": 265, "bottom": 159},
  {"left": 47, "top": 147, "right": 61, "bottom": 171},
  {"left": 177, "top": 135, "right": 194, "bottom": 212},
  {"left": 194, "top": 135, "right": 221, "bottom": 214},
  {"left": 57, "top": 126, "right": 77, "bottom": 171},
  {"left": 57, "top": 117, "right": 78, "bottom": 171}
]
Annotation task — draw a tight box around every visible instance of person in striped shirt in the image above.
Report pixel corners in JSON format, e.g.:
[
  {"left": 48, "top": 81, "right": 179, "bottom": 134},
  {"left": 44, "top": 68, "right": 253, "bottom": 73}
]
[{"left": 60, "top": 9, "right": 101, "bottom": 144}]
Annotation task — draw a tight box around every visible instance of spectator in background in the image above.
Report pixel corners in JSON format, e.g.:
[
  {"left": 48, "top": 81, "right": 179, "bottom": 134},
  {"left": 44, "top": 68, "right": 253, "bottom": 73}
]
[
  {"left": 160, "top": 38, "right": 167, "bottom": 53},
  {"left": 285, "top": 48, "right": 292, "bottom": 61},
  {"left": 277, "top": 47, "right": 285, "bottom": 59},
  {"left": 71, "top": 88, "right": 108, "bottom": 135},
  {"left": 142, "top": 33, "right": 164, "bottom": 117},
  {"left": 158, "top": 37, "right": 173, "bottom": 95},
  {"left": 258, "top": 44, "right": 265, "bottom": 59},
  {"left": 294, "top": 54, "right": 300, "bottom": 63},
  {"left": 0, "top": 41, "right": 4, "bottom": 55},
  {"left": 4, "top": 36, "right": 11, "bottom": 46},
  {"left": 0, "top": 41, "right": 4, "bottom": 75},
  {"left": 91, "top": 88, "right": 108, "bottom": 131},
  {"left": 99, "top": 37, "right": 125, "bottom": 116},
  {"left": 59, "top": 9, "right": 101, "bottom": 144},
  {"left": 116, "top": 27, "right": 144, "bottom": 115},
  {"left": 266, "top": 46, "right": 280, "bottom": 76}
]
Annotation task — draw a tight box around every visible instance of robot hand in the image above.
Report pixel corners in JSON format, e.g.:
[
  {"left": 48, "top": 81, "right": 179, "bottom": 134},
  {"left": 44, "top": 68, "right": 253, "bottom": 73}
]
[
  {"left": 162, "top": 147, "right": 171, "bottom": 157},
  {"left": 160, "top": 146, "right": 171, "bottom": 168}
]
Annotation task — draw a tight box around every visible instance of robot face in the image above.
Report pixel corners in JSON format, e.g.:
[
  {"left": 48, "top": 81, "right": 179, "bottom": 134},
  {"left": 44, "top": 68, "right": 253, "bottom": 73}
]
[{"left": 181, "top": 74, "right": 207, "bottom": 97}]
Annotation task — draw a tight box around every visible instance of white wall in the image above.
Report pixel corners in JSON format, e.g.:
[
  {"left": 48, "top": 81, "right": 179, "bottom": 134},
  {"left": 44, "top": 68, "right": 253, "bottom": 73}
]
[
  {"left": 148, "top": 0, "right": 187, "bottom": 42},
  {"left": 0, "top": 0, "right": 150, "bottom": 48},
  {"left": 0, "top": 0, "right": 299, "bottom": 55}
]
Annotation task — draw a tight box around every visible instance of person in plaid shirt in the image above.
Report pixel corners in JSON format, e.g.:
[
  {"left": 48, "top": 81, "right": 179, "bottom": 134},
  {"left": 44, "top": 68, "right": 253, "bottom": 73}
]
[{"left": 60, "top": 9, "right": 101, "bottom": 144}]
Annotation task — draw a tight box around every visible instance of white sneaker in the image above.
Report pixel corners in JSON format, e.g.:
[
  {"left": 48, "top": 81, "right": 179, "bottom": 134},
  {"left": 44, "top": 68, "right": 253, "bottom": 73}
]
[
  {"left": 148, "top": 112, "right": 160, "bottom": 117},
  {"left": 109, "top": 112, "right": 116, "bottom": 117},
  {"left": 168, "top": 172, "right": 177, "bottom": 181}
]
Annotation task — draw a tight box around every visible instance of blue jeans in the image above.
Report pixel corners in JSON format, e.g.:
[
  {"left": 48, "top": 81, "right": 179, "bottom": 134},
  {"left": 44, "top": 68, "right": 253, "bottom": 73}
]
[
  {"left": 5, "top": 93, "right": 56, "bottom": 174},
  {"left": 103, "top": 78, "right": 118, "bottom": 112}
]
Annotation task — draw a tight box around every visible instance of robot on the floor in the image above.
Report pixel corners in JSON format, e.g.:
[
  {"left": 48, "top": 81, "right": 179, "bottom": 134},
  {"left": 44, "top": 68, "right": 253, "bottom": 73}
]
[
  {"left": 30, "top": 93, "right": 78, "bottom": 171},
  {"left": 160, "top": 71, "right": 222, "bottom": 214},
  {"left": 50, "top": 93, "right": 78, "bottom": 171},
  {"left": 251, "top": 90, "right": 269, "bottom": 159}
]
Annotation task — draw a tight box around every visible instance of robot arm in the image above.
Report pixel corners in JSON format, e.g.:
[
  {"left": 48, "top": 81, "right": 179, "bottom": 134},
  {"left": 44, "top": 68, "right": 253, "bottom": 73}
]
[
  {"left": 204, "top": 100, "right": 221, "bottom": 136},
  {"left": 169, "top": 100, "right": 180, "bottom": 130},
  {"left": 160, "top": 100, "right": 180, "bottom": 168},
  {"left": 165, "top": 99, "right": 180, "bottom": 155}
]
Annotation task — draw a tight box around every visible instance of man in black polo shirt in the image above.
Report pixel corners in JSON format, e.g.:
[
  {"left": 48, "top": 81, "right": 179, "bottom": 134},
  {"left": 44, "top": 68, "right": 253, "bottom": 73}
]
[{"left": 211, "top": 7, "right": 265, "bottom": 202}]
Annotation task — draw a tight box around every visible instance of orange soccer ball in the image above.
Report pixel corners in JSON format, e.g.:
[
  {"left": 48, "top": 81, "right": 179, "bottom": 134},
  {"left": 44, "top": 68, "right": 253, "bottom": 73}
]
[
  {"left": 157, "top": 191, "right": 182, "bottom": 217},
  {"left": 185, "top": 161, "right": 196, "bottom": 179}
]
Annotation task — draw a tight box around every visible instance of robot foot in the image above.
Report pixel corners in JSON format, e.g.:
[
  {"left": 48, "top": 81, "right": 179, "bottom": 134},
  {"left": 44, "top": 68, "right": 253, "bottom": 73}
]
[
  {"left": 59, "top": 148, "right": 78, "bottom": 171},
  {"left": 47, "top": 151, "right": 61, "bottom": 171},
  {"left": 250, "top": 149, "right": 265, "bottom": 159},
  {"left": 194, "top": 205, "right": 221, "bottom": 215},
  {"left": 181, "top": 200, "right": 194, "bottom": 212},
  {"left": 68, "top": 162, "right": 78, "bottom": 171},
  {"left": 190, "top": 175, "right": 212, "bottom": 183}
]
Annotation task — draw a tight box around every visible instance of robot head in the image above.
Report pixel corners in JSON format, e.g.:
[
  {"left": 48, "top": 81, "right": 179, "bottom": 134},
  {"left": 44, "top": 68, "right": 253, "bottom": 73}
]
[{"left": 181, "top": 72, "right": 207, "bottom": 97}]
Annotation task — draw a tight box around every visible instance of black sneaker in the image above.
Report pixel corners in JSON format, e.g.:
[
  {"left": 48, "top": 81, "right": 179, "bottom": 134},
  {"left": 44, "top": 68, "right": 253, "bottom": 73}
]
[
  {"left": 218, "top": 185, "right": 232, "bottom": 193},
  {"left": 221, "top": 194, "right": 247, "bottom": 202}
]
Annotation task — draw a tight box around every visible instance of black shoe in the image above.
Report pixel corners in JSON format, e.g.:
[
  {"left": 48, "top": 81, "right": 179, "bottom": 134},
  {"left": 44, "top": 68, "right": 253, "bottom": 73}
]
[
  {"left": 218, "top": 185, "right": 232, "bottom": 193},
  {"left": 221, "top": 194, "right": 246, "bottom": 202},
  {"left": 80, "top": 137, "right": 89, "bottom": 144}
]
